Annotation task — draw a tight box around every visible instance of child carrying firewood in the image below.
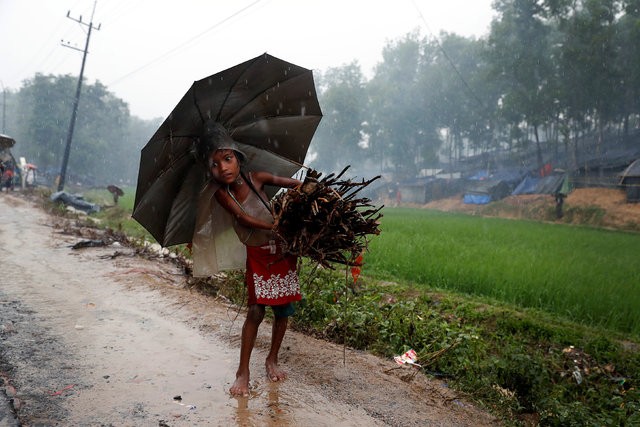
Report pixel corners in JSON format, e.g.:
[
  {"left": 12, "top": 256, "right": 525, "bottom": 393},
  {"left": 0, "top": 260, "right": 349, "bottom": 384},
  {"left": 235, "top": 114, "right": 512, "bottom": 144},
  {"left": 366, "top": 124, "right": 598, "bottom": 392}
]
[{"left": 201, "top": 122, "right": 302, "bottom": 397}]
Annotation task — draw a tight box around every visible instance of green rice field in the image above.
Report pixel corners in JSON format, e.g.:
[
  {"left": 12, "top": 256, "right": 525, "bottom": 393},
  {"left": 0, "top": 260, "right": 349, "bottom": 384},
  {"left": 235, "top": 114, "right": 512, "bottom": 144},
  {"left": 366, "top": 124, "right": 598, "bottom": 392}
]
[{"left": 365, "top": 207, "right": 640, "bottom": 337}]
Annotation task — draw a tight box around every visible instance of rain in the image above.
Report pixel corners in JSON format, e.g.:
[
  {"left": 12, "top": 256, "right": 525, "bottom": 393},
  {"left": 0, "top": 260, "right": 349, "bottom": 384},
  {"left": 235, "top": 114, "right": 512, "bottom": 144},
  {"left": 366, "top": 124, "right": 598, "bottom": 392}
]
[{"left": 1, "top": 0, "right": 639, "bottom": 425}]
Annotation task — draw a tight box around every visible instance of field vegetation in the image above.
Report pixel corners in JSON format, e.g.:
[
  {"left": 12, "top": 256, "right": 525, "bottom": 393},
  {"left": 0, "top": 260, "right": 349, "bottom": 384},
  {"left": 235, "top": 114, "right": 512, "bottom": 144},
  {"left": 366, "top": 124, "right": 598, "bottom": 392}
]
[{"left": 366, "top": 208, "right": 640, "bottom": 336}]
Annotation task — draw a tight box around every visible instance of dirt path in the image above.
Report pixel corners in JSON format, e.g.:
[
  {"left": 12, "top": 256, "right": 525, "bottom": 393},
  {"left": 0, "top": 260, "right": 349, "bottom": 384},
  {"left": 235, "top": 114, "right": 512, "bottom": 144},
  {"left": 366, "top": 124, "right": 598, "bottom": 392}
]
[{"left": 0, "top": 193, "right": 498, "bottom": 426}]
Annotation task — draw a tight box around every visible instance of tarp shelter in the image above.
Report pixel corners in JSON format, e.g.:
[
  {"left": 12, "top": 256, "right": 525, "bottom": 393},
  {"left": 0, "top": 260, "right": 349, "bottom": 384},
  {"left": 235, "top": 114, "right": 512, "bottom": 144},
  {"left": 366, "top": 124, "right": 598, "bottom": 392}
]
[
  {"left": 0, "top": 134, "right": 21, "bottom": 186},
  {"left": 512, "top": 173, "right": 570, "bottom": 196},
  {"left": 463, "top": 180, "right": 511, "bottom": 205},
  {"left": 462, "top": 168, "right": 527, "bottom": 205},
  {"left": 399, "top": 177, "right": 466, "bottom": 204},
  {"left": 618, "top": 159, "right": 640, "bottom": 203},
  {"left": 0, "top": 134, "right": 15, "bottom": 150}
]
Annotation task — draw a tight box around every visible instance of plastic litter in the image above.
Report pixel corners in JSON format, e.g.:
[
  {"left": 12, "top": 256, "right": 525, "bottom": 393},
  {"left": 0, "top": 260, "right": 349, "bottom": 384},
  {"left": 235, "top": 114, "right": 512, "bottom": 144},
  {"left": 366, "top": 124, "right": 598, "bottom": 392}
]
[
  {"left": 49, "top": 384, "right": 75, "bottom": 396},
  {"left": 572, "top": 366, "right": 583, "bottom": 385},
  {"left": 173, "top": 397, "right": 196, "bottom": 410},
  {"left": 394, "top": 349, "right": 421, "bottom": 367},
  {"left": 50, "top": 191, "right": 100, "bottom": 214}
]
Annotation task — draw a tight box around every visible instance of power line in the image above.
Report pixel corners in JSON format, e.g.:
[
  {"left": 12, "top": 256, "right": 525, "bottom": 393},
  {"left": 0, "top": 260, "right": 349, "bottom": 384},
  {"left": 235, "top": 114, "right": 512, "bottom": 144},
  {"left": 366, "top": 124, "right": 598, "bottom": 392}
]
[
  {"left": 109, "top": 0, "right": 265, "bottom": 86},
  {"left": 411, "top": 0, "right": 486, "bottom": 110},
  {"left": 7, "top": 0, "right": 84, "bottom": 84}
]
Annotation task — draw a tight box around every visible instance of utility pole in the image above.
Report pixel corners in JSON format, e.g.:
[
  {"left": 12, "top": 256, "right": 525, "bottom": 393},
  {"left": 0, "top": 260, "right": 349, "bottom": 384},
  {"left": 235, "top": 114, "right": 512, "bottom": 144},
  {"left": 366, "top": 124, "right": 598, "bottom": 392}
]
[{"left": 57, "top": 1, "right": 101, "bottom": 191}]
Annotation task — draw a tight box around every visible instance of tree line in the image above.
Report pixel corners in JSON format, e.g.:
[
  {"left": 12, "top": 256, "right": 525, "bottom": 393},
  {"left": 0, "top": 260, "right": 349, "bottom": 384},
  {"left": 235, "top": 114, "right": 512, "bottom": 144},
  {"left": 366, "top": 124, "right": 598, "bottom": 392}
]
[
  {"left": 4, "top": 0, "right": 639, "bottom": 186},
  {"left": 310, "top": 0, "right": 640, "bottom": 179},
  {"left": 3, "top": 74, "right": 160, "bottom": 187}
]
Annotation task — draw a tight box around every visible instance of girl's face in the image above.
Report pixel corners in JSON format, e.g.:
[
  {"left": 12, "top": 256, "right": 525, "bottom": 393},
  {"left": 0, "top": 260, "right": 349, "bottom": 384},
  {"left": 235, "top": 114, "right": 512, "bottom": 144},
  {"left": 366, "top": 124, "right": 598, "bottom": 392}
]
[{"left": 209, "top": 149, "right": 240, "bottom": 185}]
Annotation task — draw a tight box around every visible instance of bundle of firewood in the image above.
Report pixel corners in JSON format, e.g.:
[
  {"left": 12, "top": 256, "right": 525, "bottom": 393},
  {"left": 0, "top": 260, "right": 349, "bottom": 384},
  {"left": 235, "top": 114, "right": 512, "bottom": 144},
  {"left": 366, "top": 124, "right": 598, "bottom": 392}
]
[{"left": 271, "top": 167, "right": 383, "bottom": 268}]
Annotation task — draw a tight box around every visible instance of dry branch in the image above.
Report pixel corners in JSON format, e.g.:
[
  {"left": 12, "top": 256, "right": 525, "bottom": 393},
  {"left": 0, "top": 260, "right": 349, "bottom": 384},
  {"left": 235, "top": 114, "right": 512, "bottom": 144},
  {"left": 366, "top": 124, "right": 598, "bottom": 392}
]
[{"left": 272, "top": 167, "right": 383, "bottom": 268}]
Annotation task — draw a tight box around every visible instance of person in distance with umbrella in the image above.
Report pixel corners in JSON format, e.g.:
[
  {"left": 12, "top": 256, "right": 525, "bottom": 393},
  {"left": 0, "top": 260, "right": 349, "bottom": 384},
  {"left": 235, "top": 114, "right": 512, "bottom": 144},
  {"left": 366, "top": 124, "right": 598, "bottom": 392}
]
[{"left": 201, "top": 122, "right": 302, "bottom": 397}]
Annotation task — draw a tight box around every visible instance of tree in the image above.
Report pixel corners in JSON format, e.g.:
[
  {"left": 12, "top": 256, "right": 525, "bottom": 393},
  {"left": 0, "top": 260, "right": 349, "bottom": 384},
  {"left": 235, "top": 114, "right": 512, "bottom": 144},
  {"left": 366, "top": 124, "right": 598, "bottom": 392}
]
[
  {"left": 555, "top": 0, "right": 622, "bottom": 167},
  {"left": 487, "top": 0, "right": 557, "bottom": 170},
  {"left": 425, "top": 33, "right": 494, "bottom": 167},
  {"left": 613, "top": 0, "right": 640, "bottom": 139},
  {"left": 368, "top": 32, "right": 439, "bottom": 179},
  {"left": 309, "top": 62, "right": 368, "bottom": 174},
  {"left": 13, "top": 73, "right": 155, "bottom": 186},
  {"left": 15, "top": 74, "right": 75, "bottom": 172}
]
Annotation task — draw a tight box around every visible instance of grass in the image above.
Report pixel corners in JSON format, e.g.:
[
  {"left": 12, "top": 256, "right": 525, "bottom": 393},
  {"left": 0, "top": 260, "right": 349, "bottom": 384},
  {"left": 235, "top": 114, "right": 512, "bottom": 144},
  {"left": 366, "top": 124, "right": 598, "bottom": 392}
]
[
  {"left": 365, "top": 208, "right": 640, "bottom": 337},
  {"left": 82, "top": 187, "right": 152, "bottom": 241}
]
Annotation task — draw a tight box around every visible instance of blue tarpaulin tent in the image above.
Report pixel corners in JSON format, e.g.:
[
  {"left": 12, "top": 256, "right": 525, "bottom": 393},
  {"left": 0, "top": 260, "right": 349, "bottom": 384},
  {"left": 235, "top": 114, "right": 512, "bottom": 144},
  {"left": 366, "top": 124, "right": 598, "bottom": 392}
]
[
  {"left": 463, "top": 180, "right": 511, "bottom": 204},
  {"left": 463, "top": 168, "right": 526, "bottom": 204},
  {"left": 512, "top": 173, "right": 569, "bottom": 196}
]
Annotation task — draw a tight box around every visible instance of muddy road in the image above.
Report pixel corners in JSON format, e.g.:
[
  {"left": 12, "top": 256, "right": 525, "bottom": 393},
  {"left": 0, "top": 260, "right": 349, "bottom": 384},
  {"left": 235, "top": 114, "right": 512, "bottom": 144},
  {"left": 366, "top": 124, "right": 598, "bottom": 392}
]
[{"left": 0, "top": 193, "right": 498, "bottom": 426}]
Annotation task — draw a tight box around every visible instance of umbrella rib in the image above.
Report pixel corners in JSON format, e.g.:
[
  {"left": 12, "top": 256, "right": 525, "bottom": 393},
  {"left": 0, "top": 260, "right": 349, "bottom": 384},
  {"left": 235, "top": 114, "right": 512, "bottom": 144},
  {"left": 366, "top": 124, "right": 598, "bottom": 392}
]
[
  {"left": 193, "top": 90, "right": 205, "bottom": 123},
  {"left": 215, "top": 54, "right": 264, "bottom": 123}
]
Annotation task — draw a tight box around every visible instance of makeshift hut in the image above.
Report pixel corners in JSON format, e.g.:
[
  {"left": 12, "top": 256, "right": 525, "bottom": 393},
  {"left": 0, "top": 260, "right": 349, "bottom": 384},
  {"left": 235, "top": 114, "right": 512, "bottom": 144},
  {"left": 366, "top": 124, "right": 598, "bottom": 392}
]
[
  {"left": 618, "top": 159, "right": 640, "bottom": 203},
  {"left": 0, "top": 134, "right": 21, "bottom": 188},
  {"left": 463, "top": 180, "right": 511, "bottom": 204},
  {"left": 512, "top": 173, "right": 570, "bottom": 196},
  {"left": 397, "top": 176, "right": 465, "bottom": 204},
  {"left": 463, "top": 168, "right": 525, "bottom": 205}
]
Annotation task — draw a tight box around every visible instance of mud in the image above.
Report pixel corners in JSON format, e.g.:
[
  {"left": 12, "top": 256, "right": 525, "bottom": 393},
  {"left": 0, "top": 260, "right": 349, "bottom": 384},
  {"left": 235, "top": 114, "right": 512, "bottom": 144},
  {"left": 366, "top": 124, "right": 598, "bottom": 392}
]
[{"left": 0, "top": 193, "right": 498, "bottom": 426}]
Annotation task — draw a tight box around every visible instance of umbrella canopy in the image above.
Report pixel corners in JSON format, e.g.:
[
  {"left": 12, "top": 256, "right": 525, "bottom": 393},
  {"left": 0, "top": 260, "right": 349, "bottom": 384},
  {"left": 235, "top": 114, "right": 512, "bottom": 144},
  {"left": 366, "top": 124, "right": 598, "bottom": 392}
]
[
  {"left": 0, "top": 134, "right": 16, "bottom": 150},
  {"left": 133, "top": 53, "right": 323, "bottom": 247}
]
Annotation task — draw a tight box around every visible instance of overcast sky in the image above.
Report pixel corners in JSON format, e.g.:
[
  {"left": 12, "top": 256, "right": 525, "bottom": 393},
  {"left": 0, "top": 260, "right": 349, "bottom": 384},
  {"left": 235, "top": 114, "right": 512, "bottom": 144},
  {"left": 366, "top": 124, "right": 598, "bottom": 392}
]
[{"left": 0, "top": 0, "right": 495, "bottom": 120}]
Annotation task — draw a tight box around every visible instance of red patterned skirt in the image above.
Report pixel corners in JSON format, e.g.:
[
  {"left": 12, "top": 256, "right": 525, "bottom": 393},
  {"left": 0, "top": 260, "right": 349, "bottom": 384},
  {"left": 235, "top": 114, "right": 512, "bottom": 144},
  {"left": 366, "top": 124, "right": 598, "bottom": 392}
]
[{"left": 245, "top": 244, "right": 301, "bottom": 306}]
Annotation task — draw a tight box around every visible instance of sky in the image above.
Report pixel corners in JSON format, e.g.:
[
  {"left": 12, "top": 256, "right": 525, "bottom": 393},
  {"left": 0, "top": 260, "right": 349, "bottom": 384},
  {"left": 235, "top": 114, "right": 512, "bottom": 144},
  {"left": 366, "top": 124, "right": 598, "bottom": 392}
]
[{"left": 0, "top": 0, "right": 496, "bottom": 120}]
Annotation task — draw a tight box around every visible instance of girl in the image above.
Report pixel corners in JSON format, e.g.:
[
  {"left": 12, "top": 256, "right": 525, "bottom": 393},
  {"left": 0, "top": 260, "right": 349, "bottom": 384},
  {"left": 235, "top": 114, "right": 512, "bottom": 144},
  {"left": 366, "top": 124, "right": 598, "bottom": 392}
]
[{"left": 203, "top": 123, "right": 302, "bottom": 397}]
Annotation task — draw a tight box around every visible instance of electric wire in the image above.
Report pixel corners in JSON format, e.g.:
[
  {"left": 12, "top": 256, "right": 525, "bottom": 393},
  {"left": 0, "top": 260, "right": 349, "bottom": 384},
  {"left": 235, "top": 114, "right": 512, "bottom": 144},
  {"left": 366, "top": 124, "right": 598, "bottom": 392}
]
[
  {"left": 108, "top": 0, "right": 266, "bottom": 87},
  {"left": 7, "top": 0, "right": 84, "bottom": 85},
  {"left": 411, "top": 0, "right": 486, "bottom": 109}
]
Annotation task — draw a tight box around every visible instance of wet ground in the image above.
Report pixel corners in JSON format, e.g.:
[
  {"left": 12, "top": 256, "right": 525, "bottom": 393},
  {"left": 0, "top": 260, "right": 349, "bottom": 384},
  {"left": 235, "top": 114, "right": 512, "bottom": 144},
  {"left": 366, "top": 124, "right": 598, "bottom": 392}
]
[{"left": 0, "top": 193, "right": 499, "bottom": 426}]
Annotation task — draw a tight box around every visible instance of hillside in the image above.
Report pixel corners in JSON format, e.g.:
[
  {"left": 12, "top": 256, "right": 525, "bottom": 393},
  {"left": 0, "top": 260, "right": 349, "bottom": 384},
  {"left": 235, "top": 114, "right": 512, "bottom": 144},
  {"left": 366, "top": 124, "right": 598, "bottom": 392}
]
[{"left": 423, "top": 188, "right": 640, "bottom": 232}]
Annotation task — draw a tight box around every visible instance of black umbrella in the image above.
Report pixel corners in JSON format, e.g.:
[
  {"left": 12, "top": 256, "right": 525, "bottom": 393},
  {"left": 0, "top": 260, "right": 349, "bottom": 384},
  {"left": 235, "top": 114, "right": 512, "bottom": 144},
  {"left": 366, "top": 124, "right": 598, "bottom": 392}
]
[{"left": 132, "top": 53, "right": 323, "bottom": 247}]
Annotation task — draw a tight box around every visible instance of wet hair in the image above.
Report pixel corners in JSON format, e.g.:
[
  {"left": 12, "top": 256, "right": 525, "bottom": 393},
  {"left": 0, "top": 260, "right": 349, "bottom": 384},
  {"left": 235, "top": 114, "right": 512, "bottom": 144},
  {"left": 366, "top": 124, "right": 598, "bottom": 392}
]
[{"left": 197, "top": 121, "right": 246, "bottom": 166}]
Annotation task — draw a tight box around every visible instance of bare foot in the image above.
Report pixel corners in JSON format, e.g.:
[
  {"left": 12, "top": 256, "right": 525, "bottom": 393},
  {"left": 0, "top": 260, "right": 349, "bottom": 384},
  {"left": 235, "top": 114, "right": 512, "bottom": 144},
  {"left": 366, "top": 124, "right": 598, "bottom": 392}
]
[
  {"left": 230, "top": 371, "right": 251, "bottom": 397},
  {"left": 266, "top": 358, "right": 287, "bottom": 382}
]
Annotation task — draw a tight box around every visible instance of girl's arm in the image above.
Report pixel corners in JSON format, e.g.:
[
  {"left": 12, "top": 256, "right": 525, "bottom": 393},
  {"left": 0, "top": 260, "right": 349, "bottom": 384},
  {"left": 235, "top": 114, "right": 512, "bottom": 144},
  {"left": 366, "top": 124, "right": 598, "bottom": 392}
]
[
  {"left": 214, "top": 188, "right": 273, "bottom": 230},
  {"left": 251, "top": 171, "right": 302, "bottom": 189}
]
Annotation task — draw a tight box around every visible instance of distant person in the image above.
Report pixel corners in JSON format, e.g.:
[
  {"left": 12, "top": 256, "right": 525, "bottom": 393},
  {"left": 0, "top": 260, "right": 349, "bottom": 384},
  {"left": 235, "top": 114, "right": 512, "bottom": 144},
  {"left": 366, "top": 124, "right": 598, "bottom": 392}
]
[
  {"left": 2, "top": 166, "right": 14, "bottom": 192},
  {"left": 555, "top": 192, "right": 565, "bottom": 219}
]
